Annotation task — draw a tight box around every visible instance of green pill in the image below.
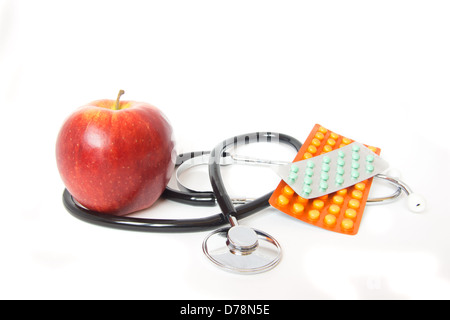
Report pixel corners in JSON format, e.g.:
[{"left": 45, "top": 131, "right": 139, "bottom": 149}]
[
  {"left": 351, "top": 170, "right": 360, "bottom": 179},
  {"left": 303, "top": 185, "right": 312, "bottom": 194},
  {"left": 289, "top": 172, "right": 298, "bottom": 181},
  {"left": 335, "top": 175, "right": 344, "bottom": 185},
  {"left": 319, "top": 181, "right": 328, "bottom": 191},
  {"left": 290, "top": 164, "right": 299, "bottom": 173},
  {"left": 366, "top": 154, "right": 375, "bottom": 163},
  {"left": 301, "top": 185, "right": 312, "bottom": 198},
  {"left": 303, "top": 176, "right": 313, "bottom": 185}
]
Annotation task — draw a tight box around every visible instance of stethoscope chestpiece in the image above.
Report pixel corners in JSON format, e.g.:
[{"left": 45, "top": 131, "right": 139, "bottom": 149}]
[{"left": 202, "top": 225, "right": 282, "bottom": 274}]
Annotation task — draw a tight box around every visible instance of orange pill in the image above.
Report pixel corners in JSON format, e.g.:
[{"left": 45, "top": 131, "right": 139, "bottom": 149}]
[
  {"left": 345, "top": 208, "right": 357, "bottom": 220},
  {"left": 355, "top": 182, "right": 366, "bottom": 191},
  {"left": 324, "top": 214, "right": 337, "bottom": 227},
  {"left": 330, "top": 132, "right": 339, "bottom": 140},
  {"left": 348, "top": 199, "right": 360, "bottom": 209},
  {"left": 311, "top": 138, "right": 321, "bottom": 147},
  {"left": 277, "top": 195, "right": 289, "bottom": 206},
  {"left": 296, "top": 195, "right": 309, "bottom": 204},
  {"left": 292, "top": 203, "right": 305, "bottom": 215},
  {"left": 312, "top": 199, "right": 325, "bottom": 210},
  {"left": 315, "top": 132, "right": 324, "bottom": 140},
  {"left": 332, "top": 195, "right": 344, "bottom": 206},
  {"left": 323, "top": 145, "right": 333, "bottom": 153},
  {"left": 351, "top": 190, "right": 363, "bottom": 200},
  {"left": 319, "top": 194, "right": 329, "bottom": 200},
  {"left": 303, "top": 152, "right": 313, "bottom": 159},
  {"left": 307, "top": 145, "right": 317, "bottom": 154},
  {"left": 342, "top": 137, "right": 352, "bottom": 145},
  {"left": 341, "top": 218, "right": 354, "bottom": 231},
  {"left": 283, "top": 185, "right": 295, "bottom": 197},
  {"left": 328, "top": 204, "right": 341, "bottom": 215},
  {"left": 327, "top": 138, "right": 336, "bottom": 146},
  {"left": 318, "top": 126, "right": 328, "bottom": 134},
  {"left": 308, "top": 210, "right": 320, "bottom": 221},
  {"left": 337, "top": 189, "right": 348, "bottom": 196}
]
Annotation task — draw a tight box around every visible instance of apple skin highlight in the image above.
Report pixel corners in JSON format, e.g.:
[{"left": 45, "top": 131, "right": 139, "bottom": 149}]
[{"left": 56, "top": 96, "right": 175, "bottom": 216}]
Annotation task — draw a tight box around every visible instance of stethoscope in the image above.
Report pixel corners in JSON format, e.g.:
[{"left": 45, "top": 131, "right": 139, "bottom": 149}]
[{"left": 62, "top": 132, "right": 426, "bottom": 274}]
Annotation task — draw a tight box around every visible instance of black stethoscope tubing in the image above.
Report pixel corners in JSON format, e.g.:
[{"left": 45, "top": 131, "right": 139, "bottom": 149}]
[
  {"left": 62, "top": 132, "right": 302, "bottom": 233},
  {"left": 208, "top": 132, "right": 302, "bottom": 226}
]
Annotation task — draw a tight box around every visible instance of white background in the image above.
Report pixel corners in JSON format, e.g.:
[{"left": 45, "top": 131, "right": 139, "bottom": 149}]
[{"left": 1, "top": 0, "right": 449, "bottom": 300}]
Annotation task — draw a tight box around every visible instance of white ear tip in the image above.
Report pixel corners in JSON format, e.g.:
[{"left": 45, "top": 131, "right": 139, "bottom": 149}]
[{"left": 407, "top": 193, "right": 427, "bottom": 213}]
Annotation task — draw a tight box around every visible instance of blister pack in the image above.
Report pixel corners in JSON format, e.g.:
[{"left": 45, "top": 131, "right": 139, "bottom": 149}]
[
  {"left": 269, "top": 124, "right": 385, "bottom": 235},
  {"left": 272, "top": 142, "right": 389, "bottom": 199}
]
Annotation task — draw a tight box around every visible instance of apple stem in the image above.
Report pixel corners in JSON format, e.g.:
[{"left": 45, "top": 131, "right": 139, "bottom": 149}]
[{"left": 114, "top": 90, "right": 125, "bottom": 110}]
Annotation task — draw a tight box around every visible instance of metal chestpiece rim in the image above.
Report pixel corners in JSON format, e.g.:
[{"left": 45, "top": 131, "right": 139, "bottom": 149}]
[{"left": 202, "top": 226, "right": 282, "bottom": 274}]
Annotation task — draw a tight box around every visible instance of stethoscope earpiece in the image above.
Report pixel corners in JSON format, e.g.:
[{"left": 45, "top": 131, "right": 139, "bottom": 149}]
[
  {"left": 370, "top": 171, "right": 427, "bottom": 214},
  {"left": 407, "top": 193, "right": 427, "bottom": 213}
]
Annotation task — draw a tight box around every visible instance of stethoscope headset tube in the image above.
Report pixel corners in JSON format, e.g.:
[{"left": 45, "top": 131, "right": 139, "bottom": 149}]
[
  {"left": 207, "top": 132, "right": 301, "bottom": 226},
  {"left": 63, "top": 188, "right": 271, "bottom": 233}
]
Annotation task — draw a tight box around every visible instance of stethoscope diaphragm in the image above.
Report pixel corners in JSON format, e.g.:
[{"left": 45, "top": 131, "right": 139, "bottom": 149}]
[{"left": 202, "top": 225, "right": 282, "bottom": 274}]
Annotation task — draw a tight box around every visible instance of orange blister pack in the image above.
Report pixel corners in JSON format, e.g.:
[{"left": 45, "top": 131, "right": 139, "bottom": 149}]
[{"left": 269, "top": 124, "right": 380, "bottom": 235}]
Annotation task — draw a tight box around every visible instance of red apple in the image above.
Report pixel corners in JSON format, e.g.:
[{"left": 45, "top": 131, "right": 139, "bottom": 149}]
[{"left": 56, "top": 90, "right": 175, "bottom": 216}]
